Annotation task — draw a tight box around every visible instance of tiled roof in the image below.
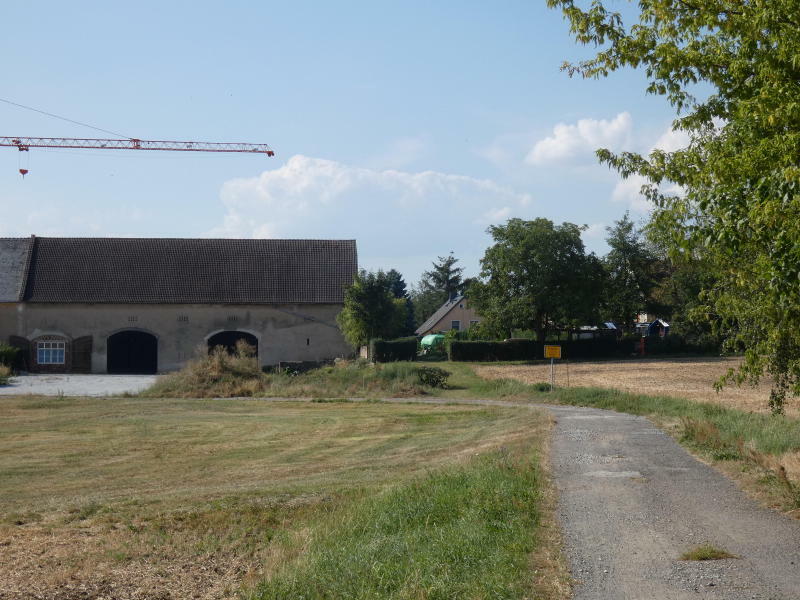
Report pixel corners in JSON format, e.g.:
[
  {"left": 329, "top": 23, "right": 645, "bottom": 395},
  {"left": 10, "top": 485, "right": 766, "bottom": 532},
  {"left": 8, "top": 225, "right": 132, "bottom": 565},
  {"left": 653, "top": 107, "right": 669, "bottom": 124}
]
[
  {"left": 415, "top": 294, "right": 464, "bottom": 335},
  {"left": 0, "top": 237, "right": 33, "bottom": 302},
  {"left": 8, "top": 237, "right": 357, "bottom": 304}
]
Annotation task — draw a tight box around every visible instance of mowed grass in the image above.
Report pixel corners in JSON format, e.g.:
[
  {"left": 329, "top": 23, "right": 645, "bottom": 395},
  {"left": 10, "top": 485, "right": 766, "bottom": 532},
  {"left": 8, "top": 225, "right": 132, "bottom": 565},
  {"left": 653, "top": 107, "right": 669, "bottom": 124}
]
[{"left": 0, "top": 396, "right": 554, "bottom": 599}]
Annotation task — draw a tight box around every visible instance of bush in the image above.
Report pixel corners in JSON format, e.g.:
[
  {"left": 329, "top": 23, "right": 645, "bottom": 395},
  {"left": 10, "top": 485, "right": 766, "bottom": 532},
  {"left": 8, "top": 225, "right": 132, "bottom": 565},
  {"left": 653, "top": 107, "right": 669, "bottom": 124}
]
[
  {"left": 448, "top": 339, "right": 539, "bottom": 362},
  {"left": 0, "top": 344, "right": 19, "bottom": 367},
  {"left": 370, "top": 337, "right": 418, "bottom": 362},
  {"left": 415, "top": 366, "right": 450, "bottom": 388}
]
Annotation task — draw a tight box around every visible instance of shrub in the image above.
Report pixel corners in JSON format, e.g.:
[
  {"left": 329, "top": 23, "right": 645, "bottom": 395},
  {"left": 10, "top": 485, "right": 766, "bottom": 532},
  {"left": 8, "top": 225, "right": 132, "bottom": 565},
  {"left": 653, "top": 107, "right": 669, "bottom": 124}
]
[
  {"left": 415, "top": 366, "right": 450, "bottom": 388},
  {"left": 370, "top": 337, "right": 417, "bottom": 362},
  {"left": 0, "top": 364, "right": 11, "bottom": 385},
  {"left": 0, "top": 344, "right": 19, "bottom": 367}
]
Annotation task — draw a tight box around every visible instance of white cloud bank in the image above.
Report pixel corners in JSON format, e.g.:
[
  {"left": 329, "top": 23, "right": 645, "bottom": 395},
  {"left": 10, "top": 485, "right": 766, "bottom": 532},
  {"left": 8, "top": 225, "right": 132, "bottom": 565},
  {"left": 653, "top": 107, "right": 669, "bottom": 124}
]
[
  {"left": 526, "top": 112, "right": 633, "bottom": 166},
  {"left": 211, "top": 154, "right": 534, "bottom": 280},
  {"left": 611, "top": 126, "right": 691, "bottom": 213}
]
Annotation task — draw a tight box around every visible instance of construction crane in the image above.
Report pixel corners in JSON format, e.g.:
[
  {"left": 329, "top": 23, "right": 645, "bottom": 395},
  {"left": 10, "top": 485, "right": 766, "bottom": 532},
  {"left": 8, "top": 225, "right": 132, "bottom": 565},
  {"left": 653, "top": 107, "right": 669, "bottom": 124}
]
[{"left": 1, "top": 136, "right": 275, "bottom": 177}]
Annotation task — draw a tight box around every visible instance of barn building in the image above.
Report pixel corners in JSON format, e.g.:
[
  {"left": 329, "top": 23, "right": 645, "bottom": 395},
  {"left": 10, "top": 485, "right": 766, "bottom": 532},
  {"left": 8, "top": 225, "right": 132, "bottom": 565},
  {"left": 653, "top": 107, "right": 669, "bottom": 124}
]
[{"left": 0, "top": 236, "right": 357, "bottom": 374}]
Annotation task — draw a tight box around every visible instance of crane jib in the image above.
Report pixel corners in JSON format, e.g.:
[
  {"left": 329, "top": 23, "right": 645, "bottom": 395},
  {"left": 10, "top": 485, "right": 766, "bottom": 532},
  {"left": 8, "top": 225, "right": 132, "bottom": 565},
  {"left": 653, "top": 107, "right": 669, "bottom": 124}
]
[{"left": 0, "top": 136, "right": 274, "bottom": 156}]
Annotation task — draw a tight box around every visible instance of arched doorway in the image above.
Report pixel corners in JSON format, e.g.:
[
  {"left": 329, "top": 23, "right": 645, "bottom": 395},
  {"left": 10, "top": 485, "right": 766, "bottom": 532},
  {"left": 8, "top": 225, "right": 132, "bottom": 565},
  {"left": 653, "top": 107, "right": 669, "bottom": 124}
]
[
  {"left": 207, "top": 331, "right": 258, "bottom": 357},
  {"left": 107, "top": 330, "right": 158, "bottom": 374}
]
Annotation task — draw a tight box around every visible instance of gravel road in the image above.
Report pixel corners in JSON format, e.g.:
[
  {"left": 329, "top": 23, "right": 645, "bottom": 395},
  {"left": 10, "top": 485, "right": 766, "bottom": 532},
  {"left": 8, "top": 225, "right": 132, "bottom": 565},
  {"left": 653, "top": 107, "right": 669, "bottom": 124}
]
[
  {"left": 547, "top": 403, "right": 800, "bottom": 599},
  {"left": 0, "top": 374, "right": 157, "bottom": 396}
]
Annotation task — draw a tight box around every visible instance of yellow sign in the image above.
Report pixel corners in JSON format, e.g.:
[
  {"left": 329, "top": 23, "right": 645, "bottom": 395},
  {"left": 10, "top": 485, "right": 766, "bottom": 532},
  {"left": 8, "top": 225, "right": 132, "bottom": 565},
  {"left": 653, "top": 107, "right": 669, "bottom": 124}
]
[{"left": 544, "top": 345, "right": 561, "bottom": 359}]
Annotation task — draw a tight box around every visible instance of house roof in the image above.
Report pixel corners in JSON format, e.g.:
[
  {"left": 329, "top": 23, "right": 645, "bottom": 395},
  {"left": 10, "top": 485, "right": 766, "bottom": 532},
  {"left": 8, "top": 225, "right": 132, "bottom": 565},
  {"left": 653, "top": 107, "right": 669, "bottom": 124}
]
[
  {"left": 415, "top": 294, "right": 465, "bottom": 335},
  {"left": 0, "top": 237, "right": 33, "bottom": 302},
  {"left": 3, "top": 237, "right": 357, "bottom": 304}
]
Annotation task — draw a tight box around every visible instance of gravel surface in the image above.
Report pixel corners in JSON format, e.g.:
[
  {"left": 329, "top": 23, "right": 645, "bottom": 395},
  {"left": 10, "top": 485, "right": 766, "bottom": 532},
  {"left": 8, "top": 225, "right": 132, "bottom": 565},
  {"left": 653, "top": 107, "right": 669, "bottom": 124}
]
[
  {"left": 0, "top": 374, "right": 157, "bottom": 396},
  {"left": 386, "top": 397, "right": 800, "bottom": 598},
  {"left": 547, "top": 403, "right": 800, "bottom": 599}
]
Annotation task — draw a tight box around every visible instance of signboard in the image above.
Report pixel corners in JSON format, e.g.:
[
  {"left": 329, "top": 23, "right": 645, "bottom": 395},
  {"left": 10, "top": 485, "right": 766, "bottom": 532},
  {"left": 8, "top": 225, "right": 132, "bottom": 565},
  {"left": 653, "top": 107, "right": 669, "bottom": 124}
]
[{"left": 544, "top": 345, "right": 561, "bottom": 359}]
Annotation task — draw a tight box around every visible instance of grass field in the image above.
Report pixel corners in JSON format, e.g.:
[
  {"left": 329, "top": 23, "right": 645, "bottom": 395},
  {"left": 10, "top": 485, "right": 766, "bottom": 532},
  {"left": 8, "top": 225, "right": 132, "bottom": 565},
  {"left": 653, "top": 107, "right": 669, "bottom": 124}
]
[
  {"left": 0, "top": 396, "right": 558, "bottom": 599},
  {"left": 474, "top": 356, "right": 795, "bottom": 416}
]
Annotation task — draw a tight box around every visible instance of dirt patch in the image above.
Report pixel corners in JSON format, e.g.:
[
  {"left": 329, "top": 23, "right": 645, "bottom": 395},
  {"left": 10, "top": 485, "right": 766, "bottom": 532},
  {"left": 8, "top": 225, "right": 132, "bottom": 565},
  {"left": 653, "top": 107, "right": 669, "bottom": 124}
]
[{"left": 475, "top": 357, "right": 799, "bottom": 417}]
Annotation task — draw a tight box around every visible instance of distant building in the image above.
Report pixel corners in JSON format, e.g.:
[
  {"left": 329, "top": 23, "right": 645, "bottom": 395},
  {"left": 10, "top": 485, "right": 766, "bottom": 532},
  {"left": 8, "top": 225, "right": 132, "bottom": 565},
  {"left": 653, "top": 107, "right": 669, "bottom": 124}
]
[
  {"left": 0, "top": 236, "right": 357, "bottom": 374},
  {"left": 414, "top": 294, "right": 481, "bottom": 337}
]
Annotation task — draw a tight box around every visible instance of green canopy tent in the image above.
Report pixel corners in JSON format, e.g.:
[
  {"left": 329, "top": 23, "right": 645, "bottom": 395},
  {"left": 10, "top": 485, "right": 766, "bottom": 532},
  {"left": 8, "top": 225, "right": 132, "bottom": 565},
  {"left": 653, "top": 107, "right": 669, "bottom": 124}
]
[{"left": 420, "top": 334, "right": 445, "bottom": 354}]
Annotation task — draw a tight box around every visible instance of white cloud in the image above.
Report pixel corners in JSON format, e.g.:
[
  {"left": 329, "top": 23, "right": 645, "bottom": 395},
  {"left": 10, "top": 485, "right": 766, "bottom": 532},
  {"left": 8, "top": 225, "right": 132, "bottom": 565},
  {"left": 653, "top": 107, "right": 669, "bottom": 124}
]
[
  {"left": 611, "top": 175, "right": 653, "bottom": 213},
  {"left": 366, "top": 135, "right": 431, "bottom": 170},
  {"left": 475, "top": 206, "right": 512, "bottom": 225},
  {"left": 211, "top": 155, "right": 535, "bottom": 282},
  {"left": 526, "top": 112, "right": 633, "bottom": 166},
  {"left": 611, "top": 124, "right": 691, "bottom": 213},
  {"left": 652, "top": 127, "right": 691, "bottom": 153},
  {"left": 581, "top": 222, "right": 606, "bottom": 241}
]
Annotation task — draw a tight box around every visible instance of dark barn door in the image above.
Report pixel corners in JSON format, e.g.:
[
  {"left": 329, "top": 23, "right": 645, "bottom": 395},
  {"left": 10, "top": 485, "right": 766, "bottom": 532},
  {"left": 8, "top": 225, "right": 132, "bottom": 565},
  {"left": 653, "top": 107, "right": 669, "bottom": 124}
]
[
  {"left": 207, "top": 331, "right": 258, "bottom": 357},
  {"left": 72, "top": 336, "right": 93, "bottom": 373},
  {"left": 107, "top": 331, "right": 158, "bottom": 374}
]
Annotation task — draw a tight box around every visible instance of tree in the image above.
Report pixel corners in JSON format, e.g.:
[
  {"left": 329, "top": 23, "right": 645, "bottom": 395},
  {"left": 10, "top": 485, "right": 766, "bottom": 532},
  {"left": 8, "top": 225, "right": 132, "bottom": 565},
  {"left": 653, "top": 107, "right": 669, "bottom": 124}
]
[
  {"left": 549, "top": 0, "right": 800, "bottom": 413},
  {"left": 602, "top": 213, "right": 662, "bottom": 332},
  {"left": 385, "top": 269, "right": 409, "bottom": 299},
  {"left": 422, "top": 253, "right": 464, "bottom": 300},
  {"left": 469, "top": 218, "right": 605, "bottom": 341},
  {"left": 410, "top": 254, "right": 466, "bottom": 326},
  {"left": 384, "top": 268, "right": 417, "bottom": 335},
  {"left": 336, "top": 270, "right": 406, "bottom": 347}
]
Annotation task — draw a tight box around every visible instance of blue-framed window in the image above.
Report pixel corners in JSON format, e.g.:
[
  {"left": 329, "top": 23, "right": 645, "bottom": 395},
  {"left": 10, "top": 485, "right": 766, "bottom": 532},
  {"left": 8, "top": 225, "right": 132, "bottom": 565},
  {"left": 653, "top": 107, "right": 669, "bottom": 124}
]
[{"left": 37, "top": 341, "right": 65, "bottom": 364}]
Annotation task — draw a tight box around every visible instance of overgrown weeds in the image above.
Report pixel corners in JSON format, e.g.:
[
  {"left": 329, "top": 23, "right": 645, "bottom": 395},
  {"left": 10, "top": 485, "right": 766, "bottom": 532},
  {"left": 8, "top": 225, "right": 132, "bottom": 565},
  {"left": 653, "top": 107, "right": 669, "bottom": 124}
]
[{"left": 141, "top": 345, "right": 450, "bottom": 398}]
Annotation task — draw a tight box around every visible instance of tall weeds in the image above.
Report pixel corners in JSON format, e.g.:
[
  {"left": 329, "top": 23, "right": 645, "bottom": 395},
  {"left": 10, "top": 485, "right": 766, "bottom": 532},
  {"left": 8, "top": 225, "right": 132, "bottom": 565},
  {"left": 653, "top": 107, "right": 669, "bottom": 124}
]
[{"left": 141, "top": 349, "right": 448, "bottom": 399}]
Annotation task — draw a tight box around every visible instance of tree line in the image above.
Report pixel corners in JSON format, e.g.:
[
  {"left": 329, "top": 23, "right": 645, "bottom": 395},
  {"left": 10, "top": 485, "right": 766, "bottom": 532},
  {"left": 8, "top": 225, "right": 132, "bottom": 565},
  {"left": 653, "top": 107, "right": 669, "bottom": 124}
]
[
  {"left": 338, "top": 210, "right": 712, "bottom": 350},
  {"left": 342, "top": 0, "right": 800, "bottom": 414}
]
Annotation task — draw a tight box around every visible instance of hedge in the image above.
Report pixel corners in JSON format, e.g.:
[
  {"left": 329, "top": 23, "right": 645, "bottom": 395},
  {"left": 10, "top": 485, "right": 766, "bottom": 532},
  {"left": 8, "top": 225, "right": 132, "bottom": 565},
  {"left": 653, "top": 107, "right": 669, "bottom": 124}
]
[
  {"left": 448, "top": 339, "right": 539, "bottom": 362},
  {"left": 447, "top": 335, "right": 717, "bottom": 362},
  {"left": 0, "top": 344, "right": 19, "bottom": 367},
  {"left": 370, "top": 337, "right": 418, "bottom": 362}
]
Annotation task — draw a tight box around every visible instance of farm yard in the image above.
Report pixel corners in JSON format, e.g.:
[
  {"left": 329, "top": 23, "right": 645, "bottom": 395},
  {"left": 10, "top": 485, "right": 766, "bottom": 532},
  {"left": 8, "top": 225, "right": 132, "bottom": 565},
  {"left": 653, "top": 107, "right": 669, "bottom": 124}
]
[
  {"left": 475, "top": 357, "right": 793, "bottom": 416},
  {"left": 0, "top": 396, "right": 554, "bottom": 600}
]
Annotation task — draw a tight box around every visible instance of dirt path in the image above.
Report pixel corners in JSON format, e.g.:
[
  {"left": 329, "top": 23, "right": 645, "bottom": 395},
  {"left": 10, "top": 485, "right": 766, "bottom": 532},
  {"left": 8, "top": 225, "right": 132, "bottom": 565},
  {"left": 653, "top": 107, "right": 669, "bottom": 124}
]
[{"left": 387, "top": 397, "right": 800, "bottom": 598}]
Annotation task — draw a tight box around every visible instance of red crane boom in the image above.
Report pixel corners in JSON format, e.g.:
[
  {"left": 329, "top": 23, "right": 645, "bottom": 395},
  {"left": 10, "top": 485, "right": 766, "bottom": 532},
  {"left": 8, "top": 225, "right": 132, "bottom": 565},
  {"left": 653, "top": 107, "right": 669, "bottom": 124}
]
[{"left": 1, "top": 136, "right": 274, "bottom": 156}]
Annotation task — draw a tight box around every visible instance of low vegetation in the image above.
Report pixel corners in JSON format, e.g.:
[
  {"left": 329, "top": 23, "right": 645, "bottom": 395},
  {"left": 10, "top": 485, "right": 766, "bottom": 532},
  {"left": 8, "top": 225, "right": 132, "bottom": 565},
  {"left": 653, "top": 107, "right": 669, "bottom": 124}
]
[
  {"left": 680, "top": 544, "right": 736, "bottom": 561},
  {"left": 0, "top": 364, "right": 11, "bottom": 385},
  {"left": 0, "top": 396, "right": 557, "bottom": 599},
  {"left": 141, "top": 345, "right": 449, "bottom": 398},
  {"left": 253, "top": 446, "right": 546, "bottom": 599}
]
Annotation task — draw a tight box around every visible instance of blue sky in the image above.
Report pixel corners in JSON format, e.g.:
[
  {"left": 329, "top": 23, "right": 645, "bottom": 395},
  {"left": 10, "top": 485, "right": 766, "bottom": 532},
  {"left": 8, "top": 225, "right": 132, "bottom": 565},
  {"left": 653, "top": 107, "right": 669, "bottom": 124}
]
[{"left": 0, "top": 1, "right": 682, "bottom": 285}]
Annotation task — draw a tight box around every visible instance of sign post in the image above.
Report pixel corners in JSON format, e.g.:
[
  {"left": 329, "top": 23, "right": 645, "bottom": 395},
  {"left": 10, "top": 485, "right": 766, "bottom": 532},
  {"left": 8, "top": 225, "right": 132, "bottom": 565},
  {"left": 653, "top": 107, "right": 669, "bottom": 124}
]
[{"left": 543, "top": 345, "right": 562, "bottom": 391}]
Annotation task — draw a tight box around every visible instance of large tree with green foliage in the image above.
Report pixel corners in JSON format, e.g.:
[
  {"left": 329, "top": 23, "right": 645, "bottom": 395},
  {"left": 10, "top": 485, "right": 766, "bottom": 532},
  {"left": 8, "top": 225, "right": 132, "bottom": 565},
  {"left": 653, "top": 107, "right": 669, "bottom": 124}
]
[
  {"left": 470, "top": 218, "right": 605, "bottom": 341},
  {"left": 549, "top": 0, "right": 800, "bottom": 413},
  {"left": 603, "top": 213, "right": 663, "bottom": 332},
  {"left": 336, "top": 270, "right": 407, "bottom": 347}
]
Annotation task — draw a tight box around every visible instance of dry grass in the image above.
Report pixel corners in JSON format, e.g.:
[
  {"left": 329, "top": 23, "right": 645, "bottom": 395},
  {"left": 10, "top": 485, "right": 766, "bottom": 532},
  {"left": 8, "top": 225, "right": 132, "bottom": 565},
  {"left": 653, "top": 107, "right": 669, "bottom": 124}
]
[
  {"left": 141, "top": 348, "right": 439, "bottom": 398},
  {"left": 475, "top": 357, "right": 798, "bottom": 416},
  {"left": 0, "top": 396, "right": 546, "bottom": 599},
  {"left": 0, "top": 364, "right": 10, "bottom": 385}
]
